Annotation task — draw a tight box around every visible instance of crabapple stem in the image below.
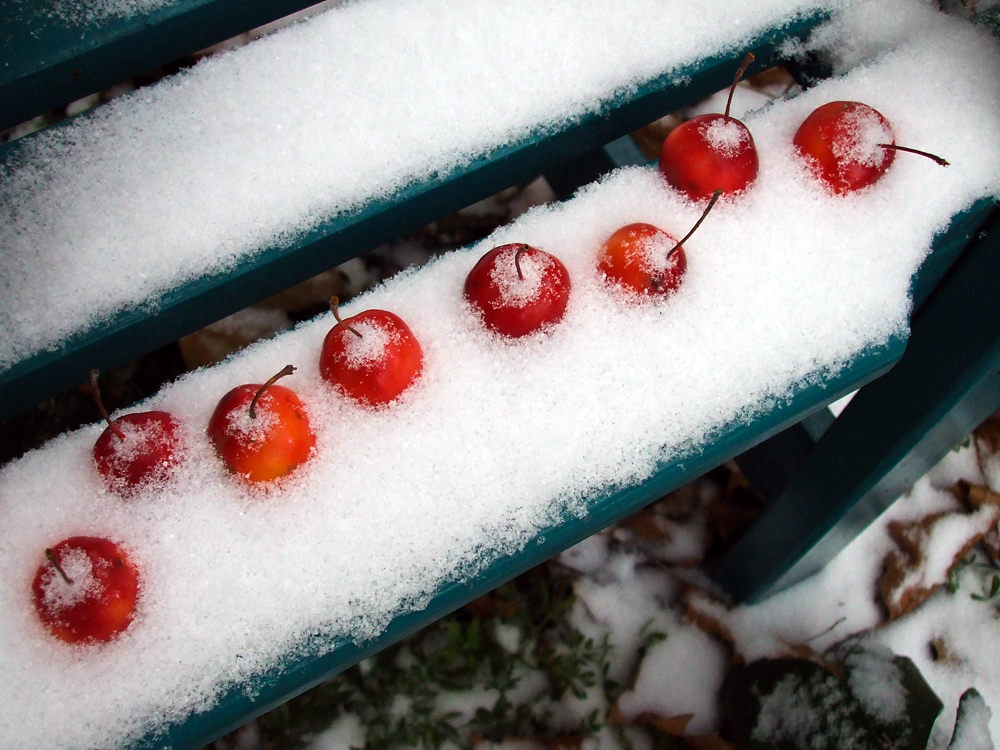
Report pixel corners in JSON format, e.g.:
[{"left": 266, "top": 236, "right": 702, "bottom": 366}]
[
  {"left": 669, "top": 189, "right": 723, "bottom": 258},
  {"left": 89, "top": 369, "right": 125, "bottom": 441},
  {"left": 514, "top": 244, "right": 529, "bottom": 281},
  {"left": 45, "top": 548, "right": 74, "bottom": 585},
  {"left": 249, "top": 365, "right": 296, "bottom": 420},
  {"left": 725, "top": 52, "right": 755, "bottom": 119},
  {"left": 330, "top": 296, "right": 362, "bottom": 339},
  {"left": 878, "top": 143, "right": 949, "bottom": 167}
]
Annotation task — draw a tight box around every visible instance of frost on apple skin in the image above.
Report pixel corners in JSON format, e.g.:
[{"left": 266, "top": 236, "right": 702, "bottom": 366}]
[
  {"left": 486, "top": 246, "right": 556, "bottom": 309},
  {"left": 223, "top": 393, "right": 280, "bottom": 444},
  {"left": 336, "top": 319, "right": 399, "bottom": 369},
  {"left": 634, "top": 231, "right": 684, "bottom": 277},
  {"left": 832, "top": 105, "right": 895, "bottom": 169},
  {"left": 98, "top": 418, "right": 179, "bottom": 484},
  {"left": 39, "top": 548, "right": 102, "bottom": 612},
  {"left": 702, "top": 117, "right": 751, "bottom": 159}
]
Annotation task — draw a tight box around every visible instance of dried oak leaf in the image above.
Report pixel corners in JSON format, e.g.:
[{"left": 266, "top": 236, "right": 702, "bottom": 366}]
[
  {"left": 682, "top": 586, "right": 834, "bottom": 668},
  {"left": 620, "top": 506, "right": 673, "bottom": 541},
  {"left": 879, "top": 487, "right": 1000, "bottom": 619},
  {"left": 973, "top": 413, "right": 1000, "bottom": 454},
  {"left": 682, "top": 587, "right": 736, "bottom": 653}
]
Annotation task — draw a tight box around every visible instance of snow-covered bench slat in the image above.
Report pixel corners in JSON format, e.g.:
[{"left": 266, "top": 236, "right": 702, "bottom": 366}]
[
  {"left": 0, "top": 0, "right": 327, "bottom": 132},
  {"left": 717, "top": 196, "right": 1000, "bottom": 603},
  {"left": 118, "top": 199, "right": 997, "bottom": 750},
  {"left": 4, "top": 2, "right": 1000, "bottom": 748},
  {"left": 0, "top": 7, "right": 827, "bottom": 421}
]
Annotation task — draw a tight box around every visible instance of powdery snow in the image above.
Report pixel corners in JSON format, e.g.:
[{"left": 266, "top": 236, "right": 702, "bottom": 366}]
[
  {"left": 702, "top": 117, "right": 752, "bottom": 158},
  {"left": 949, "top": 691, "right": 995, "bottom": 750},
  {"left": 487, "top": 247, "right": 556, "bottom": 309},
  {"left": 844, "top": 645, "right": 908, "bottom": 725},
  {"left": 634, "top": 229, "right": 684, "bottom": 276},
  {"left": 337, "top": 319, "right": 399, "bottom": 368},
  {"left": 0, "top": 0, "right": 830, "bottom": 373},
  {"left": 616, "top": 617, "right": 729, "bottom": 734},
  {"left": 832, "top": 104, "right": 896, "bottom": 168},
  {"left": 38, "top": 548, "right": 101, "bottom": 612},
  {"left": 0, "top": 1, "right": 998, "bottom": 749}
]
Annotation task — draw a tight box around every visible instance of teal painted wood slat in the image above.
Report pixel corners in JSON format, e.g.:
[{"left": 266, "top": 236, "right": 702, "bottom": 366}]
[
  {"left": 0, "top": 0, "right": 329, "bottom": 131},
  {"left": 130, "top": 199, "right": 997, "bottom": 749},
  {"left": 134, "top": 327, "right": 903, "bottom": 750},
  {"left": 0, "top": 11, "right": 827, "bottom": 422},
  {"left": 713, "top": 199, "right": 1000, "bottom": 603},
  {"left": 732, "top": 197, "right": 997, "bottom": 505}
]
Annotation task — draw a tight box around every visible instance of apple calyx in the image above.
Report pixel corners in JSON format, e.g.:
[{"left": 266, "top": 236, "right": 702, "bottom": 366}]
[
  {"left": 878, "top": 143, "right": 949, "bottom": 167},
  {"left": 89, "top": 369, "right": 125, "bottom": 441},
  {"left": 724, "top": 52, "right": 755, "bottom": 119},
  {"left": 249, "top": 365, "right": 296, "bottom": 420}
]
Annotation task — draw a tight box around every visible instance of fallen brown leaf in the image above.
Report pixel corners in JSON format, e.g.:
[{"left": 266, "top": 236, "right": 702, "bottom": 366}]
[
  {"left": 973, "top": 412, "right": 1000, "bottom": 454},
  {"left": 646, "top": 713, "right": 695, "bottom": 736},
  {"left": 963, "top": 482, "right": 1000, "bottom": 510},
  {"left": 620, "top": 506, "right": 672, "bottom": 541},
  {"left": 879, "top": 491, "right": 1000, "bottom": 619},
  {"left": 982, "top": 529, "right": 1000, "bottom": 563},
  {"left": 682, "top": 587, "right": 737, "bottom": 656}
]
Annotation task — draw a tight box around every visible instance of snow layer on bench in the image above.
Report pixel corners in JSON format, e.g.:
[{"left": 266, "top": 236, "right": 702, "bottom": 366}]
[
  {"left": 0, "top": 0, "right": 827, "bottom": 373},
  {"left": 1, "top": 2, "right": 1000, "bottom": 749}
]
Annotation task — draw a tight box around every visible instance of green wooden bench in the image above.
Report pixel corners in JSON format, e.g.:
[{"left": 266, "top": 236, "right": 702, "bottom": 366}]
[
  {"left": 1, "top": 1, "right": 999, "bottom": 748},
  {"left": 137, "top": 200, "right": 998, "bottom": 750},
  {"left": 0, "top": 4, "right": 826, "bottom": 424}
]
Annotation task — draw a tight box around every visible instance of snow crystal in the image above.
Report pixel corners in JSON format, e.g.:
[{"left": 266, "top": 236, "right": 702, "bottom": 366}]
[
  {"left": 0, "top": 0, "right": 832, "bottom": 373},
  {"left": 635, "top": 230, "right": 684, "bottom": 276},
  {"left": 487, "top": 247, "right": 555, "bottom": 309},
  {"left": 338, "top": 319, "right": 398, "bottom": 368},
  {"left": 845, "top": 646, "right": 907, "bottom": 725},
  {"left": 832, "top": 104, "right": 895, "bottom": 169},
  {"left": 752, "top": 670, "right": 868, "bottom": 749},
  {"left": 222, "top": 393, "right": 279, "bottom": 443},
  {"left": 39, "top": 548, "right": 100, "bottom": 612},
  {"left": 702, "top": 118, "right": 751, "bottom": 158},
  {"left": 0, "top": 0, "right": 999, "bottom": 748},
  {"left": 101, "top": 419, "right": 171, "bottom": 467}
]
